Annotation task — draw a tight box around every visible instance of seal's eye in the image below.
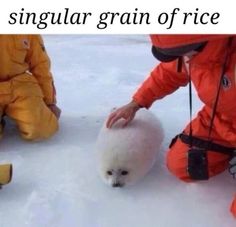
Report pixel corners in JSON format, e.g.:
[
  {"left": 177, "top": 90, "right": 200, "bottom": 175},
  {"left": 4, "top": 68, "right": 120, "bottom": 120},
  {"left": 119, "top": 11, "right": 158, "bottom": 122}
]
[
  {"left": 121, "top": 170, "right": 128, "bottom": 175},
  {"left": 107, "top": 171, "right": 113, "bottom": 175}
]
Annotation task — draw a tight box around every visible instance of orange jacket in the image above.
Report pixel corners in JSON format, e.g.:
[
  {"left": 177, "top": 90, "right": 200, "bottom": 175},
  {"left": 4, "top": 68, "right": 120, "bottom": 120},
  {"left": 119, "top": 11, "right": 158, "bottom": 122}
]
[
  {"left": 133, "top": 35, "right": 236, "bottom": 120},
  {"left": 0, "top": 35, "right": 56, "bottom": 105}
]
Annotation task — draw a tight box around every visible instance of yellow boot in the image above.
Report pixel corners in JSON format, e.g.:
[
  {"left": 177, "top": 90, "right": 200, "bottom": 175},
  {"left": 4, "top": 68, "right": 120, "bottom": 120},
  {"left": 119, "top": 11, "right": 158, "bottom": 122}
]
[{"left": 0, "top": 164, "right": 13, "bottom": 188}]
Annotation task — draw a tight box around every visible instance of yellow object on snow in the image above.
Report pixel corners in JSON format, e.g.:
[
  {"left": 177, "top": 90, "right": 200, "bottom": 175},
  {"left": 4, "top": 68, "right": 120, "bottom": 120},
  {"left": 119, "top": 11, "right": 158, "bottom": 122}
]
[{"left": 0, "top": 164, "right": 12, "bottom": 186}]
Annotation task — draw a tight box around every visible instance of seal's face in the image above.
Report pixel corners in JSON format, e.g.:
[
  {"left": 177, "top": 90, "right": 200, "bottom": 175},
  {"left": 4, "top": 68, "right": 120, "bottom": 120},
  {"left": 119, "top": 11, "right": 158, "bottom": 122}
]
[
  {"left": 105, "top": 168, "right": 130, "bottom": 187},
  {"left": 98, "top": 149, "right": 145, "bottom": 188},
  {"left": 98, "top": 146, "right": 153, "bottom": 188}
]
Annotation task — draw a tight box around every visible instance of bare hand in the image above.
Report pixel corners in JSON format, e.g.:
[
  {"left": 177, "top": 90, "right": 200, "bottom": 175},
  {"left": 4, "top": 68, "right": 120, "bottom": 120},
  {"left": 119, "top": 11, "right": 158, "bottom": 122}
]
[
  {"left": 48, "top": 104, "right": 61, "bottom": 119},
  {"left": 106, "top": 101, "right": 141, "bottom": 128}
]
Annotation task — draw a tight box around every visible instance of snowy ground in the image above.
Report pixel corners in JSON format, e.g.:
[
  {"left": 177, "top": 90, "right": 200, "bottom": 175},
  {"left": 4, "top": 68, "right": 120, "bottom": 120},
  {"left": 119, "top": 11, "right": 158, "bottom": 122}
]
[{"left": 0, "top": 35, "right": 235, "bottom": 227}]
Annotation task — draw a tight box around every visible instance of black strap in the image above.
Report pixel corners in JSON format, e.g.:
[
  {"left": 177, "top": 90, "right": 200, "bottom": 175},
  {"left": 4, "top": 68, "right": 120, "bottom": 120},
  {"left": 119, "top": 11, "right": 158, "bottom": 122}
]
[
  {"left": 188, "top": 66, "right": 193, "bottom": 147},
  {"left": 177, "top": 57, "right": 183, "bottom": 73},
  {"left": 179, "top": 133, "right": 236, "bottom": 156},
  {"left": 188, "top": 37, "right": 233, "bottom": 148},
  {"left": 207, "top": 37, "right": 233, "bottom": 141}
]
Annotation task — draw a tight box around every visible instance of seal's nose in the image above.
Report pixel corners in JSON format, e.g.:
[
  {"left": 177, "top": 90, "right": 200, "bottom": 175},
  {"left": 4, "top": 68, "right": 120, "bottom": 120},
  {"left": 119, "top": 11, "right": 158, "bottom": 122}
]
[{"left": 112, "top": 183, "right": 122, "bottom": 187}]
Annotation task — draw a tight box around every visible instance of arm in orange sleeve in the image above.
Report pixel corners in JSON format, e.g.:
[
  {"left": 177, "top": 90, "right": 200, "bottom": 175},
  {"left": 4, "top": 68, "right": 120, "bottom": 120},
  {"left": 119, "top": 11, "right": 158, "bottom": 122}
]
[
  {"left": 26, "top": 35, "right": 56, "bottom": 105},
  {"left": 132, "top": 60, "right": 189, "bottom": 108}
]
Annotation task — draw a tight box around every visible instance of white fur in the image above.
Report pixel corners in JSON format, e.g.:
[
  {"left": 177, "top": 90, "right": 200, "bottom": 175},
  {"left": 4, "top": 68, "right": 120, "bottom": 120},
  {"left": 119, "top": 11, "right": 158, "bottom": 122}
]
[{"left": 95, "top": 109, "right": 164, "bottom": 187}]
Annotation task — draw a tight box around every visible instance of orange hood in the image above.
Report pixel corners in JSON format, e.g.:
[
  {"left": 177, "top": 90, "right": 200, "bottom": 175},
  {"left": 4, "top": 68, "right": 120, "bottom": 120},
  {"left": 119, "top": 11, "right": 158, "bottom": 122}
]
[{"left": 150, "top": 35, "right": 232, "bottom": 48}]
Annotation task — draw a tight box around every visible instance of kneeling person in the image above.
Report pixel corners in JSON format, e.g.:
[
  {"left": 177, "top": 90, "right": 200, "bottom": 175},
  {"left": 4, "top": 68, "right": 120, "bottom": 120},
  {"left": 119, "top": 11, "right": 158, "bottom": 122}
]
[{"left": 0, "top": 35, "right": 61, "bottom": 186}]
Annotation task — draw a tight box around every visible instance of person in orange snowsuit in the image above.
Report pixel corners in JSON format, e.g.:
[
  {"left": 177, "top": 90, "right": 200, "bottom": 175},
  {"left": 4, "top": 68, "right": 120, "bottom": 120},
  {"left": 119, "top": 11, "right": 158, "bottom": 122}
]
[
  {"left": 106, "top": 35, "right": 236, "bottom": 217},
  {"left": 0, "top": 35, "right": 61, "bottom": 187}
]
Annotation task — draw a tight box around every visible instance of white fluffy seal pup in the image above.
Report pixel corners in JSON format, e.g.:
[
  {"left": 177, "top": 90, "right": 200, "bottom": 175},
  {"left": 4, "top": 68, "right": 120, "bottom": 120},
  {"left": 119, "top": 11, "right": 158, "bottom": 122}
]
[{"left": 95, "top": 109, "right": 164, "bottom": 187}]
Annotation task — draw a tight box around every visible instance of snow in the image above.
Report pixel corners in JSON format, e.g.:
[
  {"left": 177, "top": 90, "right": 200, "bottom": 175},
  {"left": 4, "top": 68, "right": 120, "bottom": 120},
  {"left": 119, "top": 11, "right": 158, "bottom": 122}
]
[{"left": 0, "top": 35, "right": 235, "bottom": 227}]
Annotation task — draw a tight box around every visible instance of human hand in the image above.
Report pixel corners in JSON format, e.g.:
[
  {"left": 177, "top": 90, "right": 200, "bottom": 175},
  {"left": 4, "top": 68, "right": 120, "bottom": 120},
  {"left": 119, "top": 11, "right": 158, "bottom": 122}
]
[
  {"left": 106, "top": 101, "right": 141, "bottom": 128},
  {"left": 47, "top": 104, "right": 61, "bottom": 119}
]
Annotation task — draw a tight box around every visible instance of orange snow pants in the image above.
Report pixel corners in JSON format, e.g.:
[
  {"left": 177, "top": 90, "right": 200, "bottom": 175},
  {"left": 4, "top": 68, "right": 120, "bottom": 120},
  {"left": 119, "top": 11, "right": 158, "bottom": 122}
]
[
  {"left": 0, "top": 73, "right": 58, "bottom": 140},
  {"left": 166, "top": 105, "right": 236, "bottom": 217}
]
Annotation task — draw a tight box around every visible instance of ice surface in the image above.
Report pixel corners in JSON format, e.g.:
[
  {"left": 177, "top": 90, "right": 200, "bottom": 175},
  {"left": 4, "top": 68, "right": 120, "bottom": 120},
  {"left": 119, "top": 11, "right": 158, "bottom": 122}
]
[{"left": 0, "top": 35, "right": 235, "bottom": 227}]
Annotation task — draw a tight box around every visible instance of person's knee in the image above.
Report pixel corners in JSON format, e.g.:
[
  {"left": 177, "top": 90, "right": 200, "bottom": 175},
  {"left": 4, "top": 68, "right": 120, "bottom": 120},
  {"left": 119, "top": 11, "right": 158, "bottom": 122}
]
[
  {"left": 166, "top": 136, "right": 229, "bottom": 182},
  {"left": 15, "top": 100, "right": 60, "bottom": 140},
  {"left": 21, "top": 117, "right": 59, "bottom": 141},
  {"left": 166, "top": 138, "right": 192, "bottom": 182}
]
